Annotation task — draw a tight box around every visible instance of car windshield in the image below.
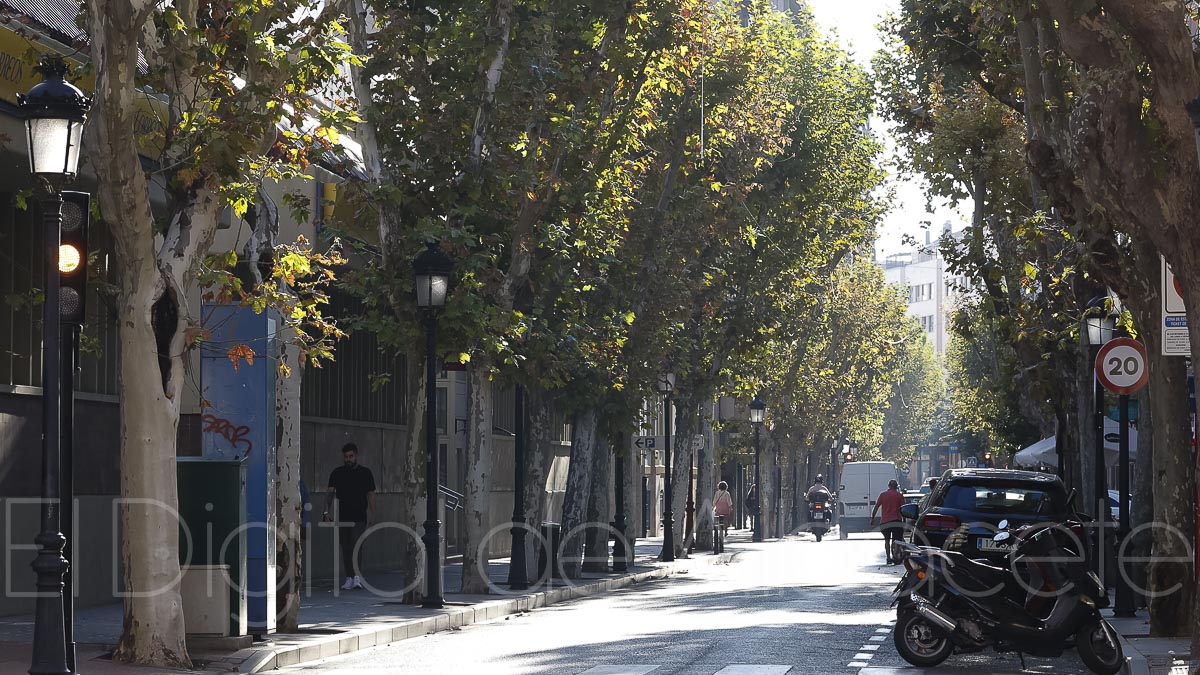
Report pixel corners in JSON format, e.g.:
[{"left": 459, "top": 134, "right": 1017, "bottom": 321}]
[{"left": 938, "top": 482, "right": 1063, "bottom": 515}]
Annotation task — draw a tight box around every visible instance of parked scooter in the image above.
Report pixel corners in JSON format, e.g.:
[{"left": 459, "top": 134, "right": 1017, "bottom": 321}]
[
  {"left": 809, "top": 497, "right": 832, "bottom": 542},
  {"left": 892, "top": 519, "right": 1122, "bottom": 675}
]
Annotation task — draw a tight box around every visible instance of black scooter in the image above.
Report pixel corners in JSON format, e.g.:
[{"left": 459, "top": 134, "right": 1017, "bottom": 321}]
[
  {"left": 808, "top": 497, "right": 832, "bottom": 542},
  {"left": 892, "top": 519, "right": 1123, "bottom": 675}
]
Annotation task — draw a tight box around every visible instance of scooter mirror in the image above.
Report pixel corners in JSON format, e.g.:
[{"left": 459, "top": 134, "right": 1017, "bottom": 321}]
[
  {"left": 994, "top": 531, "right": 1011, "bottom": 543},
  {"left": 998, "top": 519, "right": 1009, "bottom": 530}
]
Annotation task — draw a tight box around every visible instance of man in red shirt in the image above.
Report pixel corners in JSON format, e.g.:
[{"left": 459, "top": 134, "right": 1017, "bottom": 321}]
[{"left": 871, "top": 479, "right": 906, "bottom": 565}]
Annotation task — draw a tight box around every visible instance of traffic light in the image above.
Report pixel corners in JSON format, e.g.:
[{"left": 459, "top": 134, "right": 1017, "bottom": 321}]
[
  {"left": 983, "top": 452, "right": 994, "bottom": 469},
  {"left": 58, "top": 191, "right": 89, "bottom": 327}
]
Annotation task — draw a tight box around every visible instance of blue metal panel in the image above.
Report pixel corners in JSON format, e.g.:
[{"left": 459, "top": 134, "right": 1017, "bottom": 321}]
[{"left": 200, "top": 305, "right": 277, "bottom": 634}]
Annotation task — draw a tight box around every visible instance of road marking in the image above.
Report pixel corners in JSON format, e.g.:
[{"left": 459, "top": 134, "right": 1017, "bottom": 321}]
[
  {"left": 861, "top": 644, "right": 880, "bottom": 651},
  {"left": 853, "top": 653, "right": 875, "bottom": 660},
  {"left": 578, "top": 667, "right": 659, "bottom": 675},
  {"left": 868, "top": 635, "right": 886, "bottom": 641},
  {"left": 847, "top": 662, "right": 871, "bottom": 668},
  {"left": 875, "top": 627, "right": 891, "bottom": 633},
  {"left": 712, "top": 667, "right": 793, "bottom": 674}
]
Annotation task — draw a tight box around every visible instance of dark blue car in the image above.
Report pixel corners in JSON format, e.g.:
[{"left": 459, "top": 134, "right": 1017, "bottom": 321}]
[{"left": 901, "top": 469, "right": 1073, "bottom": 561}]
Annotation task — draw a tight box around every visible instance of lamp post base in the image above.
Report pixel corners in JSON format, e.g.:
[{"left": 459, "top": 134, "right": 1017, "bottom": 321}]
[{"left": 421, "top": 522, "right": 443, "bottom": 609}]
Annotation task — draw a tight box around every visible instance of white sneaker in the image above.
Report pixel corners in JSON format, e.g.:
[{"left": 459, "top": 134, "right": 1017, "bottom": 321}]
[
  {"left": 352, "top": 576, "right": 363, "bottom": 589},
  {"left": 341, "top": 577, "right": 354, "bottom": 590}
]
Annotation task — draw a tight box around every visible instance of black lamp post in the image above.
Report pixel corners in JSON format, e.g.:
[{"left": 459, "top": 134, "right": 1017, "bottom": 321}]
[
  {"left": 749, "top": 396, "right": 766, "bottom": 543},
  {"left": 507, "top": 385, "right": 529, "bottom": 589},
  {"left": 413, "top": 242, "right": 452, "bottom": 609},
  {"left": 657, "top": 372, "right": 675, "bottom": 562},
  {"left": 21, "top": 56, "right": 89, "bottom": 675},
  {"left": 1084, "top": 295, "right": 1116, "bottom": 580}
]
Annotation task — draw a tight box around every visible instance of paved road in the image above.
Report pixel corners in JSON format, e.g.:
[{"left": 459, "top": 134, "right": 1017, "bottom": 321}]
[{"left": 271, "top": 532, "right": 1094, "bottom": 675}]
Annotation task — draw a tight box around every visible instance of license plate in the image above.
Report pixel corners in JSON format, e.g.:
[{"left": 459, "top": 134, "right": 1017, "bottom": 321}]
[{"left": 978, "top": 536, "right": 1011, "bottom": 551}]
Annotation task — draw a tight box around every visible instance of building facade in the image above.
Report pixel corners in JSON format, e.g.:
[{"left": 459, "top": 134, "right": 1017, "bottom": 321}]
[{"left": 880, "top": 223, "right": 965, "bottom": 356}]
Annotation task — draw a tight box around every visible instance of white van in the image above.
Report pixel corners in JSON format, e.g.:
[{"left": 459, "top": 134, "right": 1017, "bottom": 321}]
[{"left": 837, "top": 461, "right": 899, "bottom": 539}]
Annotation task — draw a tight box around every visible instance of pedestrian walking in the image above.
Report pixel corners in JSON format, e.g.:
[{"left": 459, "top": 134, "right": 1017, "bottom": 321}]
[
  {"left": 870, "top": 479, "right": 906, "bottom": 565},
  {"left": 324, "top": 442, "right": 376, "bottom": 590},
  {"left": 713, "top": 481, "right": 734, "bottom": 536},
  {"left": 744, "top": 483, "right": 759, "bottom": 529}
]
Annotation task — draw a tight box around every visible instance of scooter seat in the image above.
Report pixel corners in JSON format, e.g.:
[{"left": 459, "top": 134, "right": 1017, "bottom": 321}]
[{"left": 935, "top": 551, "right": 1011, "bottom": 589}]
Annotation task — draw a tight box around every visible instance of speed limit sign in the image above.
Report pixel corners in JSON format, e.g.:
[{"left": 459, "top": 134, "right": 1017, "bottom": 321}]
[{"left": 1095, "top": 337, "right": 1149, "bottom": 395}]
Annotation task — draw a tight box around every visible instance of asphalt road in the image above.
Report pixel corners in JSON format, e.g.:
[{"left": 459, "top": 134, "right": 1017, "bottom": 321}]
[{"left": 271, "top": 531, "right": 1095, "bottom": 675}]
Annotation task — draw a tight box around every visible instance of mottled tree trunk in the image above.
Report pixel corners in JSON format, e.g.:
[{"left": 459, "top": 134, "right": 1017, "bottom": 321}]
[
  {"left": 461, "top": 364, "right": 494, "bottom": 594},
  {"left": 582, "top": 438, "right": 612, "bottom": 573},
  {"left": 559, "top": 408, "right": 598, "bottom": 578},
  {"left": 669, "top": 396, "right": 696, "bottom": 557},
  {"left": 401, "top": 349, "right": 426, "bottom": 604},
  {"left": 524, "top": 386, "right": 555, "bottom": 529},
  {"left": 114, "top": 283, "right": 191, "bottom": 667},
  {"left": 275, "top": 326, "right": 304, "bottom": 631},
  {"left": 618, "top": 440, "right": 637, "bottom": 568},
  {"left": 694, "top": 400, "right": 716, "bottom": 551}
]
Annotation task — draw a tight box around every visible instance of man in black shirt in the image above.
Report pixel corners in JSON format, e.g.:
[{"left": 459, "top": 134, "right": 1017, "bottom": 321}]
[{"left": 324, "top": 443, "right": 376, "bottom": 590}]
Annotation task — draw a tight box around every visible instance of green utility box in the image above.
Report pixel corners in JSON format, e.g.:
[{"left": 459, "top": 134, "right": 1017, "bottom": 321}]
[{"left": 177, "top": 458, "right": 248, "bottom": 637}]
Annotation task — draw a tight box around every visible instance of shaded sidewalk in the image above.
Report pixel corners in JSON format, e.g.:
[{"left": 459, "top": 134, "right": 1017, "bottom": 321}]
[{"left": 0, "top": 532, "right": 745, "bottom": 674}]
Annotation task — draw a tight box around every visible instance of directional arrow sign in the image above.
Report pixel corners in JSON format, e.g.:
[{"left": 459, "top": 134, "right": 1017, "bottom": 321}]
[{"left": 631, "top": 435, "right": 663, "bottom": 450}]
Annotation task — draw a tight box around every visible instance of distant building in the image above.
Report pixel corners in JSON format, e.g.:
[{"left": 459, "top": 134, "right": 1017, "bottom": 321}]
[{"left": 881, "top": 223, "right": 965, "bottom": 356}]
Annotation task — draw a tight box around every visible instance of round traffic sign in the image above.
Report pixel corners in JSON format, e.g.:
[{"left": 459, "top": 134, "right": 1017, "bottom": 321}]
[{"left": 1095, "top": 337, "right": 1149, "bottom": 395}]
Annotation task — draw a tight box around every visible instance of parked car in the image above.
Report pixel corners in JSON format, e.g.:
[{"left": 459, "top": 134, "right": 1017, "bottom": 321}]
[
  {"left": 899, "top": 469, "right": 1073, "bottom": 562},
  {"left": 902, "top": 491, "right": 924, "bottom": 506}
]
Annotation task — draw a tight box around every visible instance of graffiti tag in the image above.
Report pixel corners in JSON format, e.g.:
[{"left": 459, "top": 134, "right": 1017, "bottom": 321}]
[{"left": 202, "top": 414, "right": 253, "bottom": 457}]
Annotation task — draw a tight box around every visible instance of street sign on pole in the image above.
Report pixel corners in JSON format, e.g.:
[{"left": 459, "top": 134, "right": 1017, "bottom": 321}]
[
  {"left": 965, "top": 456, "right": 978, "bottom": 468},
  {"left": 1096, "top": 337, "right": 1149, "bottom": 395},
  {"left": 1162, "top": 257, "right": 1189, "bottom": 356},
  {"left": 631, "top": 435, "right": 664, "bottom": 451},
  {"left": 691, "top": 434, "right": 704, "bottom": 452}
]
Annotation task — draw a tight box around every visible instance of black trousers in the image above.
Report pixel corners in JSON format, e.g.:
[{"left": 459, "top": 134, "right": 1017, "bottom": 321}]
[
  {"left": 340, "top": 521, "right": 367, "bottom": 578},
  {"left": 881, "top": 522, "right": 903, "bottom": 558}
]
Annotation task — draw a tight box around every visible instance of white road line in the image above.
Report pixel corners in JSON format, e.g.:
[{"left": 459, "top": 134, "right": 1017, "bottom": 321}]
[
  {"left": 875, "top": 627, "right": 891, "bottom": 633},
  {"left": 576, "top": 662, "right": 662, "bottom": 667},
  {"left": 852, "top": 653, "right": 875, "bottom": 660},
  {"left": 712, "top": 666, "right": 793, "bottom": 675},
  {"left": 861, "top": 644, "right": 880, "bottom": 651},
  {"left": 868, "top": 635, "right": 886, "bottom": 642},
  {"left": 846, "top": 662, "right": 870, "bottom": 668}
]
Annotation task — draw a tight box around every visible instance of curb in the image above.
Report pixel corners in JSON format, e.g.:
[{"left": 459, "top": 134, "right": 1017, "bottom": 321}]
[
  {"left": 1117, "top": 633, "right": 1148, "bottom": 675},
  {"left": 225, "top": 551, "right": 736, "bottom": 673}
]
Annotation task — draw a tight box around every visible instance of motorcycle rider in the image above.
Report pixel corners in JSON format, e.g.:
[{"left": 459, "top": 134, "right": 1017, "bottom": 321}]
[{"left": 806, "top": 475, "right": 832, "bottom": 504}]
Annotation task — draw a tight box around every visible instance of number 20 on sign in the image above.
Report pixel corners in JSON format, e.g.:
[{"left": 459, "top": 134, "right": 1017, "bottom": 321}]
[{"left": 1095, "top": 337, "right": 1149, "bottom": 395}]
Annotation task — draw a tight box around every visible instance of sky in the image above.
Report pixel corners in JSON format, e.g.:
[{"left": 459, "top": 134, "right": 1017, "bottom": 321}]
[{"left": 804, "top": 0, "right": 967, "bottom": 260}]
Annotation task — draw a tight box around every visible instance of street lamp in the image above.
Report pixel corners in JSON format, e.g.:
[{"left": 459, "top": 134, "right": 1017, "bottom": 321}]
[
  {"left": 21, "top": 55, "right": 89, "bottom": 675},
  {"left": 749, "top": 396, "right": 766, "bottom": 543},
  {"left": 413, "top": 242, "right": 452, "bottom": 609},
  {"left": 656, "top": 372, "right": 676, "bottom": 562}
]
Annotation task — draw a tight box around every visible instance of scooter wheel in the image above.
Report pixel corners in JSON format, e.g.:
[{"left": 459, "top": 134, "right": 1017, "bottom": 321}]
[
  {"left": 815, "top": 531, "right": 823, "bottom": 542},
  {"left": 1076, "top": 620, "right": 1123, "bottom": 675},
  {"left": 894, "top": 610, "right": 953, "bottom": 667}
]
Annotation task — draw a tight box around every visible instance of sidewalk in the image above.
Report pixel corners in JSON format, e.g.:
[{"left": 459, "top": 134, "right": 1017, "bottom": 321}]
[
  {"left": 0, "top": 530, "right": 746, "bottom": 674},
  {"left": 1105, "top": 608, "right": 1191, "bottom": 675}
]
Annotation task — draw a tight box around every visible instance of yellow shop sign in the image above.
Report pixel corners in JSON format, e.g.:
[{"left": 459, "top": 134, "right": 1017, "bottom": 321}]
[{"left": 0, "top": 26, "right": 167, "bottom": 158}]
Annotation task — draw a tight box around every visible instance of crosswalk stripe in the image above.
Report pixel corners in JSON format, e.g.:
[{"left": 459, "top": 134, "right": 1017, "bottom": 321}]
[
  {"left": 712, "top": 667, "right": 792, "bottom": 675},
  {"left": 868, "top": 635, "right": 886, "bottom": 641},
  {"left": 875, "top": 627, "right": 891, "bottom": 633},
  {"left": 571, "top": 662, "right": 657, "bottom": 667},
  {"left": 852, "top": 653, "right": 875, "bottom": 660}
]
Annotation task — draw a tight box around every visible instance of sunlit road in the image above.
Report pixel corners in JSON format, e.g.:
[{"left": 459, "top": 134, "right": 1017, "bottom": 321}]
[{"left": 271, "top": 531, "right": 1093, "bottom": 675}]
